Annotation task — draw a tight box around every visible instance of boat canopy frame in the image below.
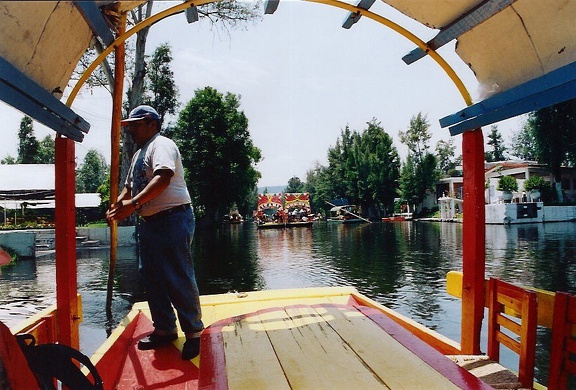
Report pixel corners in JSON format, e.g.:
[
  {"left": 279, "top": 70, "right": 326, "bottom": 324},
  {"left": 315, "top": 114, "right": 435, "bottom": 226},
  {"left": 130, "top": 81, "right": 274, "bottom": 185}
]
[{"left": 0, "top": 0, "right": 575, "bottom": 357}]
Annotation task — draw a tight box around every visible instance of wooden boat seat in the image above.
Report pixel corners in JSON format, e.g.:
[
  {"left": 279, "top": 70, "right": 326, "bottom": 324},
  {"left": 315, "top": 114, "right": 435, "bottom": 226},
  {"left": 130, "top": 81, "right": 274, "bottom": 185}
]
[
  {"left": 16, "top": 333, "right": 103, "bottom": 390},
  {"left": 447, "top": 355, "right": 531, "bottom": 389},
  {"left": 548, "top": 291, "right": 576, "bottom": 389},
  {"left": 487, "top": 278, "right": 537, "bottom": 389},
  {"left": 448, "top": 278, "right": 537, "bottom": 390}
]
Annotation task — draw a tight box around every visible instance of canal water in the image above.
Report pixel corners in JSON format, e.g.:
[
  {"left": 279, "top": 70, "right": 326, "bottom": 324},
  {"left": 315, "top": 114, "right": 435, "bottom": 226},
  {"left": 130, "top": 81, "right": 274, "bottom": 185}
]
[{"left": 1, "top": 221, "right": 575, "bottom": 386}]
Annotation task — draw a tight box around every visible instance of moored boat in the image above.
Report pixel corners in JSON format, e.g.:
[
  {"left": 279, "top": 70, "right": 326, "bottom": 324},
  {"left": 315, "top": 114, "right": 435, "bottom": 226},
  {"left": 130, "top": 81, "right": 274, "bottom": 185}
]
[
  {"left": 328, "top": 204, "right": 364, "bottom": 223},
  {"left": 256, "top": 193, "right": 314, "bottom": 229},
  {"left": 255, "top": 193, "right": 287, "bottom": 229},
  {"left": 381, "top": 213, "right": 413, "bottom": 222}
]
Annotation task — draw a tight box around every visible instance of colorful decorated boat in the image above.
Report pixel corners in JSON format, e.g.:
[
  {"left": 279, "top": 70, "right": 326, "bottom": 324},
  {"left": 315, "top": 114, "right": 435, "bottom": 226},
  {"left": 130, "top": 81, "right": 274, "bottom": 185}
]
[
  {"left": 1, "top": 1, "right": 575, "bottom": 389},
  {"left": 256, "top": 193, "right": 313, "bottom": 228},
  {"left": 255, "top": 193, "right": 286, "bottom": 228}
]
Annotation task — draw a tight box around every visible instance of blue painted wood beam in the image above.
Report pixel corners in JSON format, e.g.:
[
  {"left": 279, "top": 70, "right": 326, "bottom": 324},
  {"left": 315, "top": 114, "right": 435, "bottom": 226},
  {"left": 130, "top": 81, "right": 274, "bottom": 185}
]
[
  {"left": 402, "top": 0, "right": 516, "bottom": 65},
  {"left": 265, "top": 0, "right": 280, "bottom": 15},
  {"left": 0, "top": 56, "right": 90, "bottom": 142},
  {"left": 73, "top": 1, "right": 115, "bottom": 47},
  {"left": 342, "top": 0, "right": 376, "bottom": 29},
  {"left": 440, "top": 61, "right": 576, "bottom": 136}
]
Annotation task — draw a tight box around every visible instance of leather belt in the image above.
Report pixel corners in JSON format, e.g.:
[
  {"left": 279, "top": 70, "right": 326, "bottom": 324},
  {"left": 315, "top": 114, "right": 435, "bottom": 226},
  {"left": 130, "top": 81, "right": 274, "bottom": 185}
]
[{"left": 140, "top": 204, "right": 190, "bottom": 223}]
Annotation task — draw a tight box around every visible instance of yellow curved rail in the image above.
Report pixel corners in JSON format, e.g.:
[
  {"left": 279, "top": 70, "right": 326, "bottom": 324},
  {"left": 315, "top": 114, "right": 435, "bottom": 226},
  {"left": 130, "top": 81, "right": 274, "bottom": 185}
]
[{"left": 67, "top": 0, "right": 472, "bottom": 107}]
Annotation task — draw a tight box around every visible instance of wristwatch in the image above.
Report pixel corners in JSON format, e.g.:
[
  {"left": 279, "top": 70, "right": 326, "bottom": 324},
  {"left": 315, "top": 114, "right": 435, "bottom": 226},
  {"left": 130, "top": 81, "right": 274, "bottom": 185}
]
[{"left": 132, "top": 199, "right": 142, "bottom": 211}]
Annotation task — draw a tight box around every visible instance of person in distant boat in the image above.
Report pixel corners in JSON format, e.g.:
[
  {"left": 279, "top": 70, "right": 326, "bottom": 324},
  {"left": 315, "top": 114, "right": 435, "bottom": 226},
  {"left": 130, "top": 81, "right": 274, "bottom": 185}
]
[{"left": 106, "top": 105, "right": 203, "bottom": 360}]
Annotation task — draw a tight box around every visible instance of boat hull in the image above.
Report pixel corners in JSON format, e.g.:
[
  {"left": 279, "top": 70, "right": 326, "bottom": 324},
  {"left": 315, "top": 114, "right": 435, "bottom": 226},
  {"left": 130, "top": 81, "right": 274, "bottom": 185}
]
[
  {"left": 328, "top": 218, "right": 363, "bottom": 224},
  {"left": 256, "top": 221, "right": 313, "bottom": 229}
]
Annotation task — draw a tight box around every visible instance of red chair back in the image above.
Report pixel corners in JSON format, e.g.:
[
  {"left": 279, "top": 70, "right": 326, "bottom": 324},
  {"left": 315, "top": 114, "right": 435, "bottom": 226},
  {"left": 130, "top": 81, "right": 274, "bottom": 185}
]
[{"left": 487, "top": 278, "right": 537, "bottom": 388}]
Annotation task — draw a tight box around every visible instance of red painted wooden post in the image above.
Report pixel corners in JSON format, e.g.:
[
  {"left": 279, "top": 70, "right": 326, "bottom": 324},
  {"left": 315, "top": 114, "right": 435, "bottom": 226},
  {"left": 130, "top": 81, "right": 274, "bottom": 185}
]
[
  {"left": 460, "top": 128, "right": 485, "bottom": 354},
  {"left": 55, "top": 136, "right": 80, "bottom": 349}
]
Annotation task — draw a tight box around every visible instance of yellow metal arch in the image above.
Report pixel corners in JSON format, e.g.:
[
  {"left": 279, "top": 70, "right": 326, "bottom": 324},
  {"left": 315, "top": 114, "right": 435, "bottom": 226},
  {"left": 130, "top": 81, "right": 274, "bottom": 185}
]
[{"left": 67, "top": 0, "right": 473, "bottom": 108}]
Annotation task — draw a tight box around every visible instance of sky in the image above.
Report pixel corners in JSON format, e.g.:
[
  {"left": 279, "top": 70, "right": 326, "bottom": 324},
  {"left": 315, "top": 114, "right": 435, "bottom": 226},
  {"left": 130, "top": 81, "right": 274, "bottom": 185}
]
[{"left": 0, "top": 1, "right": 525, "bottom": 188}]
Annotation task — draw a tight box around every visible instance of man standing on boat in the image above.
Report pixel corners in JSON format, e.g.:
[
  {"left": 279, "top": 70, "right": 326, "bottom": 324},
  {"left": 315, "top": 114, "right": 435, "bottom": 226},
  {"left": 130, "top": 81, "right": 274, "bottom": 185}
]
[{"left": 106, "top": 105, "right": 204, "bottom": 360}]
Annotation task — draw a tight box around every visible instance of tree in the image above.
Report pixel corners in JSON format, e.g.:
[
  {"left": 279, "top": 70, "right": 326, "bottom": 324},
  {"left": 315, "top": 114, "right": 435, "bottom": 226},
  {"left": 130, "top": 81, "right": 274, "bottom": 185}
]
[
  {"left": 37, "top": 135, "right": 55, "bottom": 164},
  {"left": 97, "top": 174, "right": 111, "bottom": 214},
  {"left": 510, "top": 118, "right": 539, "bottom": 161},
  {"left": 435, "top": 139, "right": 457, "bottom": 177},
  {"left": 74, "top": 1, "right": 261, "bottom": 194},
  {"left": 143, "top": 43, "right": 179, "bottom": 126},
  {"left": 304, "top": 162, "right": 332, "bottom": 216},
  {"left": 1, "top": 155, "right": 16, "bottom": 165},
  {"left": 485, "top": 125, "right": 507, "bottom": 162},
  {"left": 353, "top": 119, "right": 400, "bottom": 217},
  {"left": 307, "top": 119, "right": 400, "bottom": 218},
  {"left": 76, "top": 149, "right": 109, "bottom": 193},
  {"left": 399, "top": 112, "right": 431, "bottom": 160},
  {"left": 17, "top": 116, "right": 40, "bottom": 164},
  {"left": 173, "top": 87, "right": 261, "bottom": 227},
  {"left": 398, "top": 113, "right": 438, "bottom": 211},
  {"left": 286, "top": 176, "right": 304, "bottom": 193},
  {"left": 530, "top": 98, "right": 576, "bottom": 201}
]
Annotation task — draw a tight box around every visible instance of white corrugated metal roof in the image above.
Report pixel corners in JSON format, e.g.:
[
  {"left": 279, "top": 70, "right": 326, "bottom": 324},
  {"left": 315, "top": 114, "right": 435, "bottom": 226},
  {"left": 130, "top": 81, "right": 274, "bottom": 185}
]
[{"left": 0, "top": 193, "right": 101, "bottom": 209}]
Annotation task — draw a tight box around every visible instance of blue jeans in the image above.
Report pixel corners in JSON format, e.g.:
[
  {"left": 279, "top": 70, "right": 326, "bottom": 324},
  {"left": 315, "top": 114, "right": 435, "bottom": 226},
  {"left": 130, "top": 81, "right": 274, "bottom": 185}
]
[{"left": 138, "top": 206, "right": 203, "bottom": 336}]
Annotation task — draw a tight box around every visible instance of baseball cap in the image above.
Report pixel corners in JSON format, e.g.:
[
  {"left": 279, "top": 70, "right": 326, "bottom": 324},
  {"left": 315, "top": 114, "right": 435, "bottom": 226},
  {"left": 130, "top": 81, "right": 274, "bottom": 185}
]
[{"left": 121, "top": 105, "right": 160, "bottom": 125}]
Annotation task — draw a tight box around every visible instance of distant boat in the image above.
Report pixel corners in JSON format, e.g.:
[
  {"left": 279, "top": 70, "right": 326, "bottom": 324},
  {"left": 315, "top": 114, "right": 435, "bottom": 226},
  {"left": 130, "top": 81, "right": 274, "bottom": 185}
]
[
  {"left": 223, "top": 214, "right": 243, "bottom": 224},
  {"left": 255, "top": 193, "right": 314, "bottom": 229},
  {"left": 328, "top": 205, "right": 364, "bottom": 224},
  {"left": 382, "top": 213, "right": 413, "bottom": 222}
]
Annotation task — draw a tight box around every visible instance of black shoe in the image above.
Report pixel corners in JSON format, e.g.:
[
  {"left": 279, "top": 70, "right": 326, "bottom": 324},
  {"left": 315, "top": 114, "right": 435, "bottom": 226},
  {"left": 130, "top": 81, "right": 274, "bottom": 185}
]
[
  {"left": 137, "top": 332, "right": 178, "bottom": 350},
  {"left": 182, "top": 337, "right": 200, "bottom": 360}
]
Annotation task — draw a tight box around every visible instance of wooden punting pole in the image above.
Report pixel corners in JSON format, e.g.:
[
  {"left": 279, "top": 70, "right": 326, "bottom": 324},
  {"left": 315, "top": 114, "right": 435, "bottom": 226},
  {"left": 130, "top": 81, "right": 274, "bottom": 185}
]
[{"left": 106, "top": 13, "right": 126, "bottom": 316}]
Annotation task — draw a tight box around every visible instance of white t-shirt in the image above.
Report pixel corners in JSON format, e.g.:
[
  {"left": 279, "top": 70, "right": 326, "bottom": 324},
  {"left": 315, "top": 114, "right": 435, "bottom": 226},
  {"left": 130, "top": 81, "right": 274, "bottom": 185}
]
[{"left": 126, "top": 133, "right": 191, "bottom": 217}]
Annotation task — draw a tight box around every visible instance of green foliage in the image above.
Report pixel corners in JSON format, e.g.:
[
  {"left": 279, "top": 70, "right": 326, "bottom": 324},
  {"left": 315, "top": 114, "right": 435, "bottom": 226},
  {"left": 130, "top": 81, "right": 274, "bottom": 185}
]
[
  {"left": 435, "top": 139, "right": 458, "bottom": 178},
  {"left": 497, "top": 175, "right": 518, "bottom": 192},
  {"left": 76, "top": 149, "right": 109, "bottom": 193},
  {"left": 0, "top": 245, "right": 18, "bottom": 266},
  {"left": 399, "top": 113, "right": 431, "bottom": 159},
  {"left": 173, "top": 87, "right": 261, "bottom": 226},
  {"left": 17, "top": 116, "right": 40, "bottom": 163},
  {"left": 1, "top": 155, "right": 16, "bottom": 164},
  {"left": 37, "top": 135, "right": 55, "bottom": 164},
  {"left": 510, "top": 118, "right": 539, "bottom": 161},
  {"left": 304, "top": 119, "right": 400, "bottom": 218},
  {"left": 97, "top": 173, "right": 111, "bottom": 214},
  {"left": 523, "top": 175, "right": 547, "bottom": 192},
  {"left": 399, "top": 113, "right": 438, "bottom": 206},
  {"left": 531, "top": 98, "right": 576, "bottom": 186},
  {"left": 304, "top": 163, "right": 330, "bottom": 215},
  {"left": 14, "top": 118, "right": 54, "bottom": 164},
  {"left": 286, "top": 176, "right": 304, "bottom": 193},
  {"left": 144, "top": 43, "right": 179, "bottom": 125},
  {"left": 485, "top": 125, "right": 507, "bottom": 162}
]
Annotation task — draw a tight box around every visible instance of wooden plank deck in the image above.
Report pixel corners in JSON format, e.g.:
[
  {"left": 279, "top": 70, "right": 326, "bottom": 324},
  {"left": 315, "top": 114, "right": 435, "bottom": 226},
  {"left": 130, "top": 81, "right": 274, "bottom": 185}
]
[
  {"left": 90, "top": 288, "right": 494, "bottom": 389},
  {"left": 199, "top": 302, "right": 494, "bottom": 389}
]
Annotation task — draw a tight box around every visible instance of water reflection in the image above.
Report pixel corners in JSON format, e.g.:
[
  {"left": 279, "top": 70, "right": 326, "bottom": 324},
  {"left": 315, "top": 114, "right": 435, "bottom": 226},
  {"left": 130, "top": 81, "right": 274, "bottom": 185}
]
[{"left": 1, "top": 221, "right": 575, "bottom": 386}]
